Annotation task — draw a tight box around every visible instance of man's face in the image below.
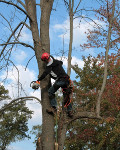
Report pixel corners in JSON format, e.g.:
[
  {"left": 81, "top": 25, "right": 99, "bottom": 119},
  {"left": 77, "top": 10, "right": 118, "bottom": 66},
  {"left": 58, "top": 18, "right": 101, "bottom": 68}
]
[{"left": 43, "top": 59, "right": 49, "bottom": 64}]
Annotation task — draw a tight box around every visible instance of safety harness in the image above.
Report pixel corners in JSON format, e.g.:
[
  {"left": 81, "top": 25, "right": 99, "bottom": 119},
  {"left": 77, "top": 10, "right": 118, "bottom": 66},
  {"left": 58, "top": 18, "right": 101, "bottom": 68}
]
[{"left": 62, "top": 77, "right": 74, "bottom": 108}]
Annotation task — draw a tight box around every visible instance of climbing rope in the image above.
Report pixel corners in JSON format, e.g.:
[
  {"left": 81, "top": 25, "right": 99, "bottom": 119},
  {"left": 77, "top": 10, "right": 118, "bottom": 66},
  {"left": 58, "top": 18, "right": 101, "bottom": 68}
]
[
  {"left": 55, "top": 112, "right": 58, "bottom": 150},
  {"left": 55, "top": 112, "right": 58, "bottom": 143}
]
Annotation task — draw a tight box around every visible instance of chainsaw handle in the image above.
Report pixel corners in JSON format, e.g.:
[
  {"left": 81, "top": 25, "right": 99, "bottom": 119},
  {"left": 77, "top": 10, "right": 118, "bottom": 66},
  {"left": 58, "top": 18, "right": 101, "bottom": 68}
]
[
  {"left": 30, "top": 81, "right": 36, "bottom": 87},
  {"left": 36, "top": 81, "right": 40, "bottom": 84}
]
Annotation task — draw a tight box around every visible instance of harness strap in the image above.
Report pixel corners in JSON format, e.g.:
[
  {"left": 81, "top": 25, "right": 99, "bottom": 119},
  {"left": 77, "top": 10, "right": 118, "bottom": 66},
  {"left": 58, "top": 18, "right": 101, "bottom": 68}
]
[{"left": 62, "top": 78, "right": 74, "bottom": 108}]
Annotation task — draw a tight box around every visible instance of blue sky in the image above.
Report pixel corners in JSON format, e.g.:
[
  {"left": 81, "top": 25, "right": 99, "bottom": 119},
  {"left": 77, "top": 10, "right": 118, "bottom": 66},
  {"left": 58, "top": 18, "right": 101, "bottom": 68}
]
[{"left": 0, "top": 0, "right": 109, "bottom": 149}]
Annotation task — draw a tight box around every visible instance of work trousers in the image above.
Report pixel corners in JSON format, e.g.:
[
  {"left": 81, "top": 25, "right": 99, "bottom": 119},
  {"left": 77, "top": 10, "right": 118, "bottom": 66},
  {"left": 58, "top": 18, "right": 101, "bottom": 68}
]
[{"left": 48, "top": 77, "right": 72, "bottom": 112}]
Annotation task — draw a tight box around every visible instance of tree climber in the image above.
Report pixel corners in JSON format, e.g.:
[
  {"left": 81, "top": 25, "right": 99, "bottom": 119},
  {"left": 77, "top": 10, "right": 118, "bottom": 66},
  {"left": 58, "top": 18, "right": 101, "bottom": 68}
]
[{"left": 37, "top": 52, "right": 73, "bottom": 118}]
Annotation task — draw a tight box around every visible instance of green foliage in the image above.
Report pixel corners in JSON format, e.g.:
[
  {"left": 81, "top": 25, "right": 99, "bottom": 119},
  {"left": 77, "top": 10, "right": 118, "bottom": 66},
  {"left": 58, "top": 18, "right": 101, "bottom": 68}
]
[
  {"left": 65, "top": 52, "right": 120, "bottom": 150},
  {"left": 72, "top": 54, "right": 105, "bottom": 112},
  {"left": 0, "top": 85, "right": 9, "bottom": 100},
  {"left": 0, "top": 85, "right": 33, "bottom": 150},
  {"left": 30, "top": 125, "right": 42, "bottom": 144}
]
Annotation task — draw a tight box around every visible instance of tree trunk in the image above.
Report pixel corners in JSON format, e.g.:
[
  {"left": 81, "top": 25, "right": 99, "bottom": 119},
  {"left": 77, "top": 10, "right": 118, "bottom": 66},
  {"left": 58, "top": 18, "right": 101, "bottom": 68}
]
[
  {"left": 25, "top": 0, "right": 55, "bottom": 150},
  {"left": 67, "top": 0, "right": 74, "bottom": 76},
  {"left": 40, "top": 1, "right": 55, "bottom": 150},
  {"left": 57, "top": 110, "right": 68, "bottom": 150},
  {"left": 96, "top": 0, "right": 116, "bottom": 117}
]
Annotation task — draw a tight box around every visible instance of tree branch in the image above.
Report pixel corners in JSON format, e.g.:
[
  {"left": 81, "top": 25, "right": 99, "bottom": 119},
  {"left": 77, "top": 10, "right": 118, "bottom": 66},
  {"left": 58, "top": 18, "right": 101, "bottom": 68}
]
[
  {"left": 0, "top": 96, "right": 41, "bottom": 115},
  {"left": 36, "top": 3, "right": 41, "bottom": 6},
  {"left": 25, "top": 55, "right": 35, "bottom": 70},
  {"left": 66, "top": 111, "right": 102, "bottom": 124},
  {"left": 0, "top": 0, "right": 31, "bottom": 20},
  {"left": 0, "top": 21, "right": 31, "bottom": 58},
  {"left": 17, "top": 0, "right": 26, "bottom": 9},
  {"left": 74, "top": 15, "right": 106, "bottom": 31},
  {"left": 0, "top": 42, "right": 34, "bottom": 50},
  {"left": 73, "top": 0, "right": 82, "bottom": 15}
]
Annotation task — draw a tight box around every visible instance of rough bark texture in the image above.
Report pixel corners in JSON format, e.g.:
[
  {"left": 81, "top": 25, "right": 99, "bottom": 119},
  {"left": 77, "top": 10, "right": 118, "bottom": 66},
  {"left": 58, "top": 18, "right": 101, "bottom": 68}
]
[
  {"left": 58, "top": 110, "right": 68, "bottom": 150},
  {"left": 40, "top": 1, "right": 55, "bottom": 150},
  {"left": 25, "top": 0, "right": 55, "bottom": 150}
]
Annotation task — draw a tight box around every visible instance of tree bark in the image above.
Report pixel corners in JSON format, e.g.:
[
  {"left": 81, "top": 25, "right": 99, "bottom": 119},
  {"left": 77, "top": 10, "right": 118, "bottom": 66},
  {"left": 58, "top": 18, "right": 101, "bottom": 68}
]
[
  {"left": 96, "top": 0, "right": 116, "bottom": 117},
  {"left": 58, "top": 111, "right": 68, "bottom": 150},
  {"left": 25, "top": 0, "right": 55, "bottom": 150},
  {"left": 67, "top": 0, "right": 74, "bottom": 76},
  {"left": 40, "top": 1, "right": 55, "bottom": 150},
  {"left": 57, "top": 110, "right": 101, "bottom": 150}
]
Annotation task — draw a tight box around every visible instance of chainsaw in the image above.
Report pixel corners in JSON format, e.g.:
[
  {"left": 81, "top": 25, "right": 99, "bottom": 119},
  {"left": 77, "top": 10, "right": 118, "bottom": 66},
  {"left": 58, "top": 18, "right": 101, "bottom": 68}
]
[{"left": 30, "top": 81, "right": 40, "bottom": 90}]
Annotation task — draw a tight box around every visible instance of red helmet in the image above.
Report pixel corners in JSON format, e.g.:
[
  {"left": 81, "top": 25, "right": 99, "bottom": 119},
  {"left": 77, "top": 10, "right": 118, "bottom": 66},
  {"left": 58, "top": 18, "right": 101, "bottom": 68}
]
[{"left": 41, "top": 52, "right": 50, "bottom": 61}]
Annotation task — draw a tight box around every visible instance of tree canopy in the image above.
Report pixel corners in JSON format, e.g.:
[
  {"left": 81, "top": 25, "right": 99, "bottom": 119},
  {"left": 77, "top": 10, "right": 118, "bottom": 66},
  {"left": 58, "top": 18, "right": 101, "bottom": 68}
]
[
  {"left": 0, "top": 85, "right": 33, "bottom": 150},
  {"left": 65, "top": 51, "right": 120, "bottom": 150}
]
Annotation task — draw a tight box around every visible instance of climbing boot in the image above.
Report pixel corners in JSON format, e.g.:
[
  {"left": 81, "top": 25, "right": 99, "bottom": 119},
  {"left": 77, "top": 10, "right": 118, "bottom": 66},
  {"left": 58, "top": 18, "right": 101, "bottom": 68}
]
[
  {"left": 46, "top": 107, "right": 57, "bottom": 116},
  {"left": 67, "top": 111, "right": 73, "bottom": 118}
]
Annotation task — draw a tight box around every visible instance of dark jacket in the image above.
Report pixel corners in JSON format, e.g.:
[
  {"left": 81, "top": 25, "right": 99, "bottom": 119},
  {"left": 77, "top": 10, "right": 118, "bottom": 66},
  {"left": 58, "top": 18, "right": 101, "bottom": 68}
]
[{"left": 38, "top": 56, "right": 69, "bottom": 81}]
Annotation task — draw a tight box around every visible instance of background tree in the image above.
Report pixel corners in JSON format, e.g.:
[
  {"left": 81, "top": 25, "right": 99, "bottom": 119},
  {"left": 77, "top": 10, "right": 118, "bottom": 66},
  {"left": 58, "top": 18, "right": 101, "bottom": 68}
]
[
  {"left": 66, "top": 0, "right": 119, "bottom": 148},
  {"left": 65, "top": 51, "right": 120, "bottom": 150},
  {"left": 63, "top": 0, "right": 82, "bottom": 76},
  {"left": 80, "top": 0, "right": 117, "bottom": 117},
  {"left": 0, "top": 85, "right": 32, "bottom": 150}
]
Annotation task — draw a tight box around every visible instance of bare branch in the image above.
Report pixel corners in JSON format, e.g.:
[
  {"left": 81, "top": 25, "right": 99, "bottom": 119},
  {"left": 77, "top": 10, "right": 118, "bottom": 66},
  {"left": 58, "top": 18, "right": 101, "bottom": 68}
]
[
  {"left": 0, "top": 21, "right": 31, "bottom": 58},
  {"left": 0, "top": 96, "right": 41, "bottom": 115},
  {"left": 0, "top": 22, "right": 21, "bottom": 57},
  {"left": 74, "top": 8, "right": 94, "bottom": 15},
  {"left": 0, "top": 13, "right": 13, "bottom": 31},
  {"left": 111, "top": 37, "right": 120, "bottom": 46},
  {"left": 25, "top": 55, "right": 35, "bottom": 71},
  {"left": 0, "top": 0, "right": 31, "bottom": 20},
  {"left": 74, "top": 15, "right": 106, "bottom": 31},
  {"left": 73, "top": 0, "right": 82, "bottom": 15},
  {"left": 0, "top": 42, "right": 34, "bottom": 50},
  {"left": 17, "top": 0, "right": 26, "bottom": 9},
  {"left": 36, "top": 3, "right": 41, "bottom": 6},
  {"left": 66, "top": 111, "right": 102, "bottom": 124}
]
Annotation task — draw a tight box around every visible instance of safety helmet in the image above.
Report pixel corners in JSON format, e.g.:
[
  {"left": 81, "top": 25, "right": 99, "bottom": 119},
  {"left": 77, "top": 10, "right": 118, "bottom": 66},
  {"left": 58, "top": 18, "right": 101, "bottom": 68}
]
[{"left": 41, "top": 52, "right": 50, "bottom": 61}]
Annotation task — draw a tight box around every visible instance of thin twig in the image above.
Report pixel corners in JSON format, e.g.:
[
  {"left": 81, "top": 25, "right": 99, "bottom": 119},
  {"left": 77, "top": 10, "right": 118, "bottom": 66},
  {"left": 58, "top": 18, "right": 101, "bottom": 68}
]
[
  {"left": 0, "top": 0, "right": 31, "bottom": 20},
  {"left": 25, "top": 55, "right": 35, "bottom": 71}
]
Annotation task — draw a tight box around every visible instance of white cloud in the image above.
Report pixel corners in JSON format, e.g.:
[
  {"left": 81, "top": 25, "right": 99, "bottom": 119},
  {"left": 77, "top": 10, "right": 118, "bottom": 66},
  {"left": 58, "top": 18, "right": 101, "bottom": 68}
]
[
  {"left": 27, "top": 89, "right": 42, "bottom": 124},
  {"left": 8, "top": 145, "right": 21, "bottom": 150},
  {"left": 53, "top": 18, "right": 105, "bottom": 47},
  {"left": 13, "top": 50, "right": 27, "bottom": 63},
  {"left": 27, "top": 100, "right": 42, "bottom": 125},
  {"left": 0, "top": 65, "right": 37, "bottom": 98},
  {"left": 56, "top": 56, "right": 84, "bottom": 69},
  {"left": 18, "top": 27, "right": 33, "bottom": 43},
  {"left": 0, "top": 65, "right": 42, "bottom": 124},
  {"left": 81, "top": 48, "right": 96, "bottom": 57}
]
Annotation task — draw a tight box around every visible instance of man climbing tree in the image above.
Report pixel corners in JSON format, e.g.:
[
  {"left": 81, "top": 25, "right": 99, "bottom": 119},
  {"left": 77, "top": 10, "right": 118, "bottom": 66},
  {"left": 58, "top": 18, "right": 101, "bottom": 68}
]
[{"left": 33, "top": 52, "right": 73, "bottom": 118}]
